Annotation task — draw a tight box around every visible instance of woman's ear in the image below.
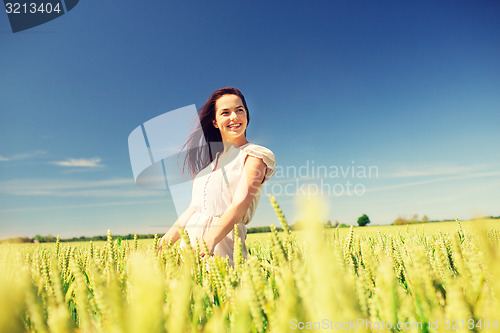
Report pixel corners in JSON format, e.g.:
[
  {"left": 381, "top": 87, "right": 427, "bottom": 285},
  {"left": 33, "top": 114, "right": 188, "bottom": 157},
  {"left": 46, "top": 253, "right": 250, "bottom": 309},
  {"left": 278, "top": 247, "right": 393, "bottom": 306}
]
[{"left": 213, "top": 119, "right": 218, "bottom": 128}]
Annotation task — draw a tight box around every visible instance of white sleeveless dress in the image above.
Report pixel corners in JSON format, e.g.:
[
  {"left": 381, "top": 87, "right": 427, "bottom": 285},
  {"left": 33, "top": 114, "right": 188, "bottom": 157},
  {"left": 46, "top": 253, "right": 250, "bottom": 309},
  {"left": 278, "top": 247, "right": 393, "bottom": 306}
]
[{"left": 179, "top": 142, "right": 276, "bottom": 266}]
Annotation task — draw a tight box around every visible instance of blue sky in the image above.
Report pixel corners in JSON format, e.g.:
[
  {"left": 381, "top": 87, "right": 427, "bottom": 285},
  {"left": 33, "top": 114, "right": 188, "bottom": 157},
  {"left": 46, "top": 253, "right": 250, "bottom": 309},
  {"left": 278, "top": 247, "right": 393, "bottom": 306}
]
[{"left": 1, "top": 0, "right": 499, "bottom": 239}]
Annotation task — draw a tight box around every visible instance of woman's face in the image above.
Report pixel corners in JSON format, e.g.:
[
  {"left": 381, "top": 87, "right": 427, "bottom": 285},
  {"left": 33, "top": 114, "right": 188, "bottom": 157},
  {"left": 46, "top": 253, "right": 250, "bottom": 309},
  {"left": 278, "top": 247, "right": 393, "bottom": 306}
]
[{"left": 213, "top": 94, "right": 248, "bottom": 143}]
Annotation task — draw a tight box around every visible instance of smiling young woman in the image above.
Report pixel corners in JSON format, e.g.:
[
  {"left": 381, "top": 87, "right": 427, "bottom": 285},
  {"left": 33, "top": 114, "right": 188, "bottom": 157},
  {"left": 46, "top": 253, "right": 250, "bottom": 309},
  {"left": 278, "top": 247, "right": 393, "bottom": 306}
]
[{"left": 157, "top": 87, "right": 276, "bottom": 266}]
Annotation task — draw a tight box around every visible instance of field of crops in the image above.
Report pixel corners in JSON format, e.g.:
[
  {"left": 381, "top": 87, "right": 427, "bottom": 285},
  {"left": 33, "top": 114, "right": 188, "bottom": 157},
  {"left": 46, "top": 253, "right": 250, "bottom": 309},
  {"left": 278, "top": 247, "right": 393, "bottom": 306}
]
[{"left": 1, "top": 197, "right": 499, "bottom": 332}]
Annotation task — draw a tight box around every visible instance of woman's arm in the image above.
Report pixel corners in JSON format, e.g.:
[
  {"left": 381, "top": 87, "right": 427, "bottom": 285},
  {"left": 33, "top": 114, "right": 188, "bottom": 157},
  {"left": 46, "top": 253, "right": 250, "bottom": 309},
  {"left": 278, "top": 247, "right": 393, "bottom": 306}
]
[
  {"left": 201, "top": 155, "right": 267, "bottom": 255},
  {"left": 157, "top": 203, "right": 197, "bottom": 254}
]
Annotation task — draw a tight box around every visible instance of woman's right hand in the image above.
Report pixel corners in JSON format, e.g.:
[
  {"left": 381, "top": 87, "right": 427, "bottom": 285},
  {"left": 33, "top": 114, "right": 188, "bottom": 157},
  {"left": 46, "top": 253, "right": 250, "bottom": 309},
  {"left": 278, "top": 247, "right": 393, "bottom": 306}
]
[
  {"left": 156, "top": 204, "right": 197, "bottom": 256},
  {"left": 157, "top": 235, "right": 167, "bottom": 256}
]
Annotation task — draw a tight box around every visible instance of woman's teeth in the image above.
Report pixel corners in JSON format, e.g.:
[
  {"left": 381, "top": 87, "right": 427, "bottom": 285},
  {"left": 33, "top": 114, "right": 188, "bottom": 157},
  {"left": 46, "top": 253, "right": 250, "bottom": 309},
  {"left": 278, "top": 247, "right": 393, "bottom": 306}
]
[{"left": 228, "top": 124, "right": 241, "bottom": 129}]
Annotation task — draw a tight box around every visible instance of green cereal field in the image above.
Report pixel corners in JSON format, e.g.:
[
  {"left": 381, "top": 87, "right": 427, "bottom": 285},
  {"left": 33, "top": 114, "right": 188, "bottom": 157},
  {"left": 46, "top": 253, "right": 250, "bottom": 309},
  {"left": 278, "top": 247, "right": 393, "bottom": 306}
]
[{"left": 1, "top": 200, "right": 499, "bottom": 332}]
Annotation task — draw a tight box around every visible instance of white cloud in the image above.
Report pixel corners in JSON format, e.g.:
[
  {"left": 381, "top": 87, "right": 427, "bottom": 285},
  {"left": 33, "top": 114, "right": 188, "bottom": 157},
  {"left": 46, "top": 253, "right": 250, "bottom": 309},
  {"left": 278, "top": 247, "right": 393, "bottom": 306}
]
[
  {"left": 0, "top": 199, "right": 170, "bottom": 212},
  {"left": 385, "top": 164, "right": 492, "bottom": 178},
  {"left": 365, "top": 170, "right": 500, "bottom": 193},
  {"left": 0, "top": 150, "right": 46, "bottom": 162},
  {"left": 0, "top": 178, "right": 164, "bottom": 198},
  {"left": 50, "top": 157, "right": 104, "bottom": 168},
  {"left": 411, "top": 196, "right": 458, "bottom": 206}
]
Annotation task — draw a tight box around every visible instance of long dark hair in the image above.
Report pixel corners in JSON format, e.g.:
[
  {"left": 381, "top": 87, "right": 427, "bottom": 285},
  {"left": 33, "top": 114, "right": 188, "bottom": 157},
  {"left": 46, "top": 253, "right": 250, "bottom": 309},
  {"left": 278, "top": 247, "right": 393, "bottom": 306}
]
[{"left": 181, "top": 87, "right": 250, "bottom": 179}]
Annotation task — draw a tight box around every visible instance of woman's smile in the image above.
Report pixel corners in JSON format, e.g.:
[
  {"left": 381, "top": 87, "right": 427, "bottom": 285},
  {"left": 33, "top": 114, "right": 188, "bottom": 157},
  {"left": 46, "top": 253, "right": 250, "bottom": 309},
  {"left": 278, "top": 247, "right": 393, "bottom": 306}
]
[{"left": 228, "top": 123, "right": 242, "bottom": 130}]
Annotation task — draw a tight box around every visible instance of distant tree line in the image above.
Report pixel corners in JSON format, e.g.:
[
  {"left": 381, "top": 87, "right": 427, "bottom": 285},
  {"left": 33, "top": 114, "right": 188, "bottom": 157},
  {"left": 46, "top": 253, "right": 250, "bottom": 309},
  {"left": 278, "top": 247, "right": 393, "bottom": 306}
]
[
  {"left": 0, "top": 220, "right": 353, "bottom": 244},
  {"left": 0, "top": 233, "right": 160, "bottom": 244},
  {"left": 247, "top": 226, "right": 284, "bottom": 233},
  {"left": 1, "top": 229, "right": 287, "bottom": 244},
  {"left": 2, "top": 215, "right": 498, "bottom": 243},
  {"left": 392, "top": 214, "right": 500, "bottom": 225},
  {"left": 393, "top": 214, "right": 429, "bottom": 225}
]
